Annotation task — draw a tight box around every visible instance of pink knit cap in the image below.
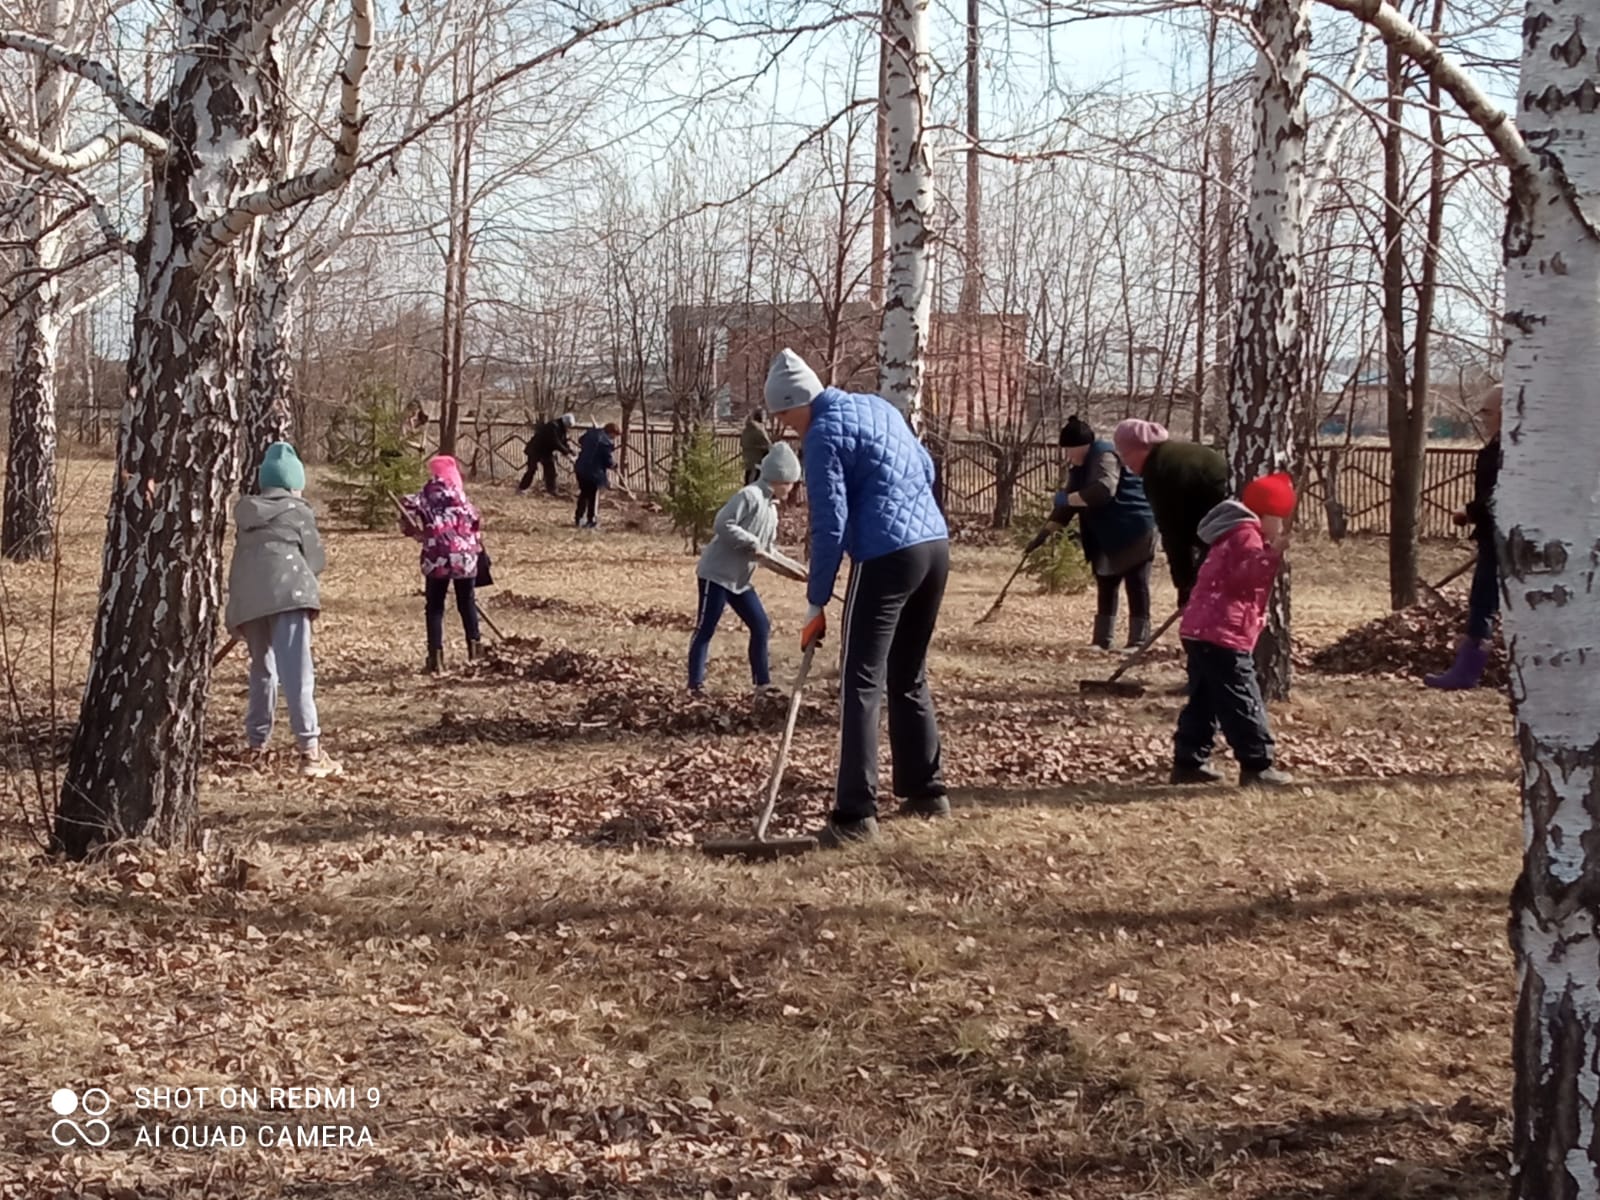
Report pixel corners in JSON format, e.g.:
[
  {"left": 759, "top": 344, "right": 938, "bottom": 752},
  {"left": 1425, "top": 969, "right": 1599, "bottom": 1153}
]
[
  {"left": 1113, "top": 419, "right": 1170, "bottom": 456},
  {"left": 428, "top": 454, "right": 464, "bottom": 492}
]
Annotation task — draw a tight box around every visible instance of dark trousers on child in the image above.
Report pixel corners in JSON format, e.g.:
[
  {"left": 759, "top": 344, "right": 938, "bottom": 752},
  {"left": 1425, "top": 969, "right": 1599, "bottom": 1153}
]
[
  {"left": 426, "top": 575, "right": 480, "bottom": 651},
  {"left": 575, "top": 482, "right": 599, "bottom": 527},
  {"left": 1174, "top": 638, "right": 1275, "bottom": 772},
  {"left": 687, "top": 578, "right": 771, "bottom": 690},
  {"left": 835, "top": 539, "right": 949, "bottom": 823},
  {"left": 1466, "top": 538, "right": 1500, "bottom": 641}
]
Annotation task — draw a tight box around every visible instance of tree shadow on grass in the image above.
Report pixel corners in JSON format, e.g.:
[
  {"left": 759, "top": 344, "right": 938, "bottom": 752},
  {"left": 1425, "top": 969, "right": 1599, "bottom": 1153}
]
[{"left": 1020, "top": 1098, "right": 1507, "bottom": 1199}]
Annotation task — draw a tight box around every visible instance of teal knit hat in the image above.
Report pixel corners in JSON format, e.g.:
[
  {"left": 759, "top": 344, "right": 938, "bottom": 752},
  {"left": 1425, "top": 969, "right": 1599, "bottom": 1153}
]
[{"left": 258, "top": 442, "right": 306, "bottom": 492}]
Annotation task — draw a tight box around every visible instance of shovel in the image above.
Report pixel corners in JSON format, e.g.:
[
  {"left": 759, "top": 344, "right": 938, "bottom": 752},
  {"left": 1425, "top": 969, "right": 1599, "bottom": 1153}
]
[
  {"left": 1079, "top": 609, "right": 1182, "bottom": 698},
  {"left": 701, "top": 643, "right": 820, "bottom": 859}
]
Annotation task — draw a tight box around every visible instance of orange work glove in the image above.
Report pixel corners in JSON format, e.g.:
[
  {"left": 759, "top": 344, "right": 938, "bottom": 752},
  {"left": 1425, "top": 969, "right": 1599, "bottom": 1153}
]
[{"left": 801, "top": 605, "right": 826, "bottom": 651}]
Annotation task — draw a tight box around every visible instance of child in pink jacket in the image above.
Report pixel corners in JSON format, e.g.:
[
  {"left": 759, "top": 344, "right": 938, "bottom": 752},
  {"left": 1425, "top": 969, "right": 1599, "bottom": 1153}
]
[{"left": 1170, "top": 472, "right": 1296, "bottom": 788}]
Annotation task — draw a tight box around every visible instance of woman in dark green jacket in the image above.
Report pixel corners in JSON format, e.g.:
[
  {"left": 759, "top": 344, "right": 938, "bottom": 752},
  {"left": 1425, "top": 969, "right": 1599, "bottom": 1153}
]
[{"left": 1112, "top": 420, "right": 1229, "bottom": 609}]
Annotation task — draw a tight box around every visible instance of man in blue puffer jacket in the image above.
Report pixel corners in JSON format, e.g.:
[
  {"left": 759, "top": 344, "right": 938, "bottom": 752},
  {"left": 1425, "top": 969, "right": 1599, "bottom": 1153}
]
[{"left": 765, "top": 349, "right": 951, "bottom": 847}]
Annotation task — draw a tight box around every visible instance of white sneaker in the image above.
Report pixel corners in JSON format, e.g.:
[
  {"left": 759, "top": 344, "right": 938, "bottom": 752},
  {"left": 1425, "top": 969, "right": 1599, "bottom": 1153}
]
[{"left": 299, "top": 747, "right": 343, "bottom": 779}]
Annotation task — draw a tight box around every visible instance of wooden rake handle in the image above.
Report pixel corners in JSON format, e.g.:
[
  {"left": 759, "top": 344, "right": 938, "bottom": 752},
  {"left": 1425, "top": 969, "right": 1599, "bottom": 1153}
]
[
  {"left": 753, "top": 643, "right": 816, "bottom": 842},
  {"left": 974, "top": 551, "right": 1032, "bottom": 626},
  {"left": 1101, "top": 609, "right": 1182, "bottom": 686}
]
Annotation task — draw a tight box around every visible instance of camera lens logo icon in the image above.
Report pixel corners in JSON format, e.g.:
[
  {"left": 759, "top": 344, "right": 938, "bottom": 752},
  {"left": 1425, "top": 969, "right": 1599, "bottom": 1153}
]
[{"left": 49, "top": 1088, "right": 112, "bottom": 1148}]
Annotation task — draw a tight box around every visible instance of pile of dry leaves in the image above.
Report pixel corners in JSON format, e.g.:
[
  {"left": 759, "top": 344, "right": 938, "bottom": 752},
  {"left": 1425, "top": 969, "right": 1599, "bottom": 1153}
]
[
  {"left": 432, "top": 681, "right": 833, "bottom": 745},
  {"left": 495, "top": 743, "right": 831, "bottom": 846},
  {"left": 1308, "top": 594, "right": 1508, "bottom": 687},
  {"left": 495, "top": 591, "right": 696, "bottom": 631},
  {"left": 475, "top": 636, "right": 642, "bottom": 685}
]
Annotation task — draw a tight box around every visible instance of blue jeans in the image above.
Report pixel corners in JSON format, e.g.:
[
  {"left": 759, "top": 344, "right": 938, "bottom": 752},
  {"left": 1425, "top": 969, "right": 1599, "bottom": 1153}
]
[
  {"left": 1466, "top": 541, "right": 1499, "bottom": 642},
  {"left": 240, "top": 610, "right": 320, "bottom": 751},
  {"left": 688, "top": 578, "right": 770, "bottom": 689}
]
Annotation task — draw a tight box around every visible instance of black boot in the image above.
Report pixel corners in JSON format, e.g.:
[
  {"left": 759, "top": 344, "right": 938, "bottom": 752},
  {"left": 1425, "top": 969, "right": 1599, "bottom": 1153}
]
[
  {"left": 1126, "top": 617, "right": 1152, "bottom": 650},
  {"left": 424, "top": 648, "right": 444, "bottom": 675},
  {"left": 816, "top": 816, "right": 880, "bottom": 848},
  {"left": 467, "top": 640, "right": 482, "bottom": 663},
  {"left": 1091, "top": 614, "right": 1115, "bottom": 651}
]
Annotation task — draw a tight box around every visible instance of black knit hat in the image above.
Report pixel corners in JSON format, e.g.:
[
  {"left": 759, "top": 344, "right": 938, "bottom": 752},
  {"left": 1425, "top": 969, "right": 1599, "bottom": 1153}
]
[{"left": 1059, "top": 416, "right": 1094, "bottom": 448}]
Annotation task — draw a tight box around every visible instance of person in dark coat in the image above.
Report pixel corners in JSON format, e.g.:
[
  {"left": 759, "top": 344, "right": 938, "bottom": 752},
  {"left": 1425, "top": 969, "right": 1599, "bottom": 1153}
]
[
  {"left": 1113, "top": 419, "right": 1229, "bottom": 609},
  {"left": 741, "top": 409, "right": 772, "bottom": 485},
  {"left": 1026, "top": 416, "right": 1157, "bottom": 648},
  {"left": 1427, "top": 387, "right": 1502, "bottom": 689},
  {"left": 765, "top": 348, "right": 950, "bottom": 848},
  {"left": 518, "top": 413, "right": 576, "bottom": 495},
  {"left": 573, "top": 423, "right": 620, "bottom": 529}
]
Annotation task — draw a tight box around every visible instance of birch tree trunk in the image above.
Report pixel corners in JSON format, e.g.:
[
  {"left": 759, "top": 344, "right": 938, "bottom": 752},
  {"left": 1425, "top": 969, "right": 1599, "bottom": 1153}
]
[
  {"left": 242, "top": 215, "right": 294, "bottom": 491},
  {"left": 1502, "top": 2, "right": 1600, "bottom": 1190},
  {"left": 877, "top": 0, "right": 932, "bottom": 425},
  {"left": 3, "top": 196, "right": 63, "bottom": 562},
  {"left": 52, "top": 0, "right": 278, "bottom": 858},
  {"left": 1225, "top": 0, "right": 1309, "bottom": 701},
  {"left": 2, "top": 4, "right": 66, "bottom": 564}
]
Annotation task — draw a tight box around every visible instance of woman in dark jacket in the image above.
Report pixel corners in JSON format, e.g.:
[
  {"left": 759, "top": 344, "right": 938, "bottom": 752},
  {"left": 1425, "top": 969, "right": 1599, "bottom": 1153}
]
[
  {"left": 1427, "top": 388, "right": 1502, "bottom": 689},
  {"left": 1027, "top": 417, "right": 1157, "bottom": 648},
  {"left": 573, "top": 423, "right": 619, "bottom": 529}
]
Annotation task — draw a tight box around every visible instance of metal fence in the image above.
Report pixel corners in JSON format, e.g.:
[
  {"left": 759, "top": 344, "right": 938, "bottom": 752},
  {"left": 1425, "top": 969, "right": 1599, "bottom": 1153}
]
[{"left": 450, "top": 422, "right": 1482, "bottom": 539}]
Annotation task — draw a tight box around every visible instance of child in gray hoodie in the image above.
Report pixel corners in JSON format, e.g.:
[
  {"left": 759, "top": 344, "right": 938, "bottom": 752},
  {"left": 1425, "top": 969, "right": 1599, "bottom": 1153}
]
[
  {"left": 225, "top": 442, "right": 340, "bottom": 778},
  {"left": 688, "top": 443, "right": 807, "bottom": 692}
]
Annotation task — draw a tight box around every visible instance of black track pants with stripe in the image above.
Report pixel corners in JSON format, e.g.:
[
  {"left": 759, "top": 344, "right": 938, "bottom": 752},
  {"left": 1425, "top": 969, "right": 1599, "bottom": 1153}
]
[{"left": 834, "top": 539, "right": 950, "bottom": 823}]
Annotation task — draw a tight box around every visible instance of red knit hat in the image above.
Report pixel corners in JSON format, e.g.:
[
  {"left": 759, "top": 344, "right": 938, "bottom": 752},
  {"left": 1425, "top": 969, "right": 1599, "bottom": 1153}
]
[{"left": 1241, "top": 472, "right": 1296, "bottom": 518}]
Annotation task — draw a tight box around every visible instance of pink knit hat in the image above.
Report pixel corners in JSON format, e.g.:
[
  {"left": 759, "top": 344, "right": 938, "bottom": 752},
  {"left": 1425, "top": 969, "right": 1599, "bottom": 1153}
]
[
  {"left": 1113, "top": 419, "right": 1170, "bottom": 456},
  {"left": 428, "top": 454, "right": 464, "bottom": 492}
]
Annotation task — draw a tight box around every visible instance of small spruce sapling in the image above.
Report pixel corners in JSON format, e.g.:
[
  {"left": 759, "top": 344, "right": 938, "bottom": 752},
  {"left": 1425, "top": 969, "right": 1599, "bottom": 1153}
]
[{"left": 665, "top": 427, "right": 743, "bottom": 553}]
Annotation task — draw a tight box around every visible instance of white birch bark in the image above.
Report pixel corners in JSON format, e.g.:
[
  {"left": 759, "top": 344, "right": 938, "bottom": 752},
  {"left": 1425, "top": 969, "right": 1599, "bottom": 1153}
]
[
  {"left": 1226, "top": 0, "right": 1310, "bottom": 700},
  {"left": 51, "top": 0, "right": 372, "bottom": 858},
  {"left": 2, "top": 0, "right": 66, "bottom": 562},
  {"left": 877, "top": 0, "right": 932, "bottom": 427},
  {"left": 1318, "top": 0, "right": 1600, "bottom": 1187},
  {"left": 1498, "top": 2, "right": 1600, "bottom": 1192}
]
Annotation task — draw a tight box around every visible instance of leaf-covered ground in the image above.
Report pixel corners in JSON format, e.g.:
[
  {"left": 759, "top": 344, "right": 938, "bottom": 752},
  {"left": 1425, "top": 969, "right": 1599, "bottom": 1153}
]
[{"left": 0, "top": 465, "right": 1517, "bottom": 1198}]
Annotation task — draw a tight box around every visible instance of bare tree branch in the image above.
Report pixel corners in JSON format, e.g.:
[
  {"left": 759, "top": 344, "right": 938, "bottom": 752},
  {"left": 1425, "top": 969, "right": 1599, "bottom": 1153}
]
[
  {"left": 1315, "top": 0, "right": 1531, "bottom": 183},
  {"left": 0, "top": 29, "right": 158, "bottom": 129},
  {"left": 355, "top": 0, "right": 684, "bottom": 175},
  {"left": 195, "top": 0, "right": 375, "bottom": 265},
  {"left": 0, "top": 112, "right": 165, "bottom": 173}
]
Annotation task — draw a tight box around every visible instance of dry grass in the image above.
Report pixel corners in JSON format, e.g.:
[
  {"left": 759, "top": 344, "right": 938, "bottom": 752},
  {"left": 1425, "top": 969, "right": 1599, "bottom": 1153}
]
[{"left": 0, "top": 457, "right": 1516, "bottom": 1198}]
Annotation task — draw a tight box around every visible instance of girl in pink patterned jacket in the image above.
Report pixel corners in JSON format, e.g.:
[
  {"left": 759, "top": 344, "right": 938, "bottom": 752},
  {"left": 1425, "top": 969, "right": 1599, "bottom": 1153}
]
[
  {"left": 401, "top": 455, "right": 483, "bottom": 674},
  {"left": 1170, "top": 472, "right": 1296, "bottom": 790}
]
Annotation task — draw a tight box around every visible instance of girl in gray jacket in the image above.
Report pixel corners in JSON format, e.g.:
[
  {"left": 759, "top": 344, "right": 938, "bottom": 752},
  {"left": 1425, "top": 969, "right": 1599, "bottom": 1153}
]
[
  {"left": 225, "top": 443, "right": 340, "bottom": 778},
  {"left": 688, "top": 443, "right": 806, "bottom": 692}
]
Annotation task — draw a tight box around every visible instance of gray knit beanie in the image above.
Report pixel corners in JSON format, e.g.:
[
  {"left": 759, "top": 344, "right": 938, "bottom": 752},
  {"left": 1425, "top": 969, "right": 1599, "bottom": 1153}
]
[
  {"left": 759, "top": 442, "right": 802, "bottom": 484},
  {"left": 764, "top": 349, "right": 824, "bottom": 413}
]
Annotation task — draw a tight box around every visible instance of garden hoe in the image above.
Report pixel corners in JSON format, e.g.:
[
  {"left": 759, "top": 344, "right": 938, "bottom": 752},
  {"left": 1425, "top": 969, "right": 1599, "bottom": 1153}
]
[
  {"left": 701, "top": 643, "right": 819, "bottom": 860},
  {"left": 1079, "top": 609, "right": 1182, "bottom": 699}
]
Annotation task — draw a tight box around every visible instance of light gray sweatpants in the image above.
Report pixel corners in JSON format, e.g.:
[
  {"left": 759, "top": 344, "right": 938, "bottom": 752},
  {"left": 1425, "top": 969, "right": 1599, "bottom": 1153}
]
[{"left": 239, "top": 610, "right": 320, "bottom": 751}]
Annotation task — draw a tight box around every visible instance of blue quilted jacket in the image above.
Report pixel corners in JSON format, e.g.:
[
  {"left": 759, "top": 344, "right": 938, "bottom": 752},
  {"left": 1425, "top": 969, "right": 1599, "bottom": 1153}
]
[{"left": 803, "top": 387, "right": 948, "bottom": 608}]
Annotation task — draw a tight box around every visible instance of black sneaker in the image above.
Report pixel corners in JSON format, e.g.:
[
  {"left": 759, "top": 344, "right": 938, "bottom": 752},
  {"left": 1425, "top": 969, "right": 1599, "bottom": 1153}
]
[
  {"left": 1170, "top": 762, "right": 1224, "bottom": 785},
  {"left": 899, "top": 794, "right": 951, "bottom": 818},
  {"left": 816, "top": 816, "right": 880, "bottom": 848},
  {"left": 1241, "top": 767, "right": 1296, "bottom": 788}
]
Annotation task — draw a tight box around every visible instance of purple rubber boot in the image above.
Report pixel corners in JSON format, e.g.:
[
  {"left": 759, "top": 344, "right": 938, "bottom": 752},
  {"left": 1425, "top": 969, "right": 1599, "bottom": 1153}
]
[{"left": 1425, "top": 638, "right": 1489, "bottom": 690}]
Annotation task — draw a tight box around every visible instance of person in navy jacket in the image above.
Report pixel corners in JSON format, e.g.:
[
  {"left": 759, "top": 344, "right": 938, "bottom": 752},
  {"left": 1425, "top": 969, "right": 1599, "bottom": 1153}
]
[{"left": 764, "top": 349, "right": 951, "bottom": 847}]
